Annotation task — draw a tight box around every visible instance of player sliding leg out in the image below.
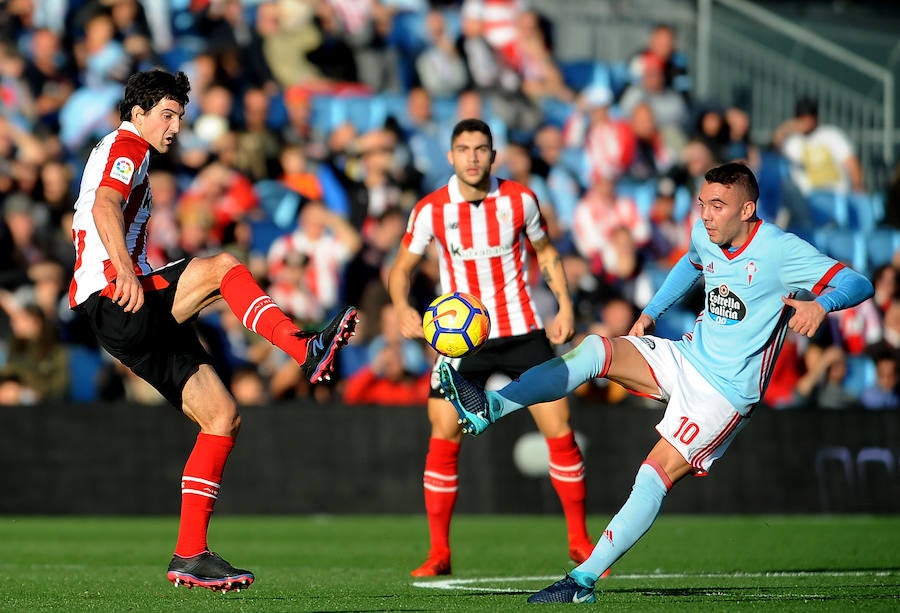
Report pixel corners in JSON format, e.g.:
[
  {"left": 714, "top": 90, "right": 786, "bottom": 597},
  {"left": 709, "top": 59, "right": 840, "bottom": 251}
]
[{"left": 441, "top": 162, "right": 874, "bottom": 603}]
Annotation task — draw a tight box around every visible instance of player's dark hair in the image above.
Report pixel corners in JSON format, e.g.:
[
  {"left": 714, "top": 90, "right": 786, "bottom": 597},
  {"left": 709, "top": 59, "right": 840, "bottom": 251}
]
[
  {"left": 451, "top": 118, "right": 493, "bottom": 150},
  {"left": 705, "top": 162, "right": 759, "bottom": 204},
  {"left": 119, "top": 69, "right": 190, "bottom": 121}
]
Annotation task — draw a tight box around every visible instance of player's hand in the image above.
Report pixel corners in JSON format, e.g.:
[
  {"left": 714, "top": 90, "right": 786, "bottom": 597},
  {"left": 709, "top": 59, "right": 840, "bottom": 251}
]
[
  {"left": 113, "top": 270, "right": 144, "bottom": 313},
  {"left": 628, "top": 313, "right": 656, "bottom": 336},
  {"left": 396, "top": 303, "right": 425, "bottom": 339},
  {"left": 546, "top": 309, "right": 575, "bottom": 344},
  {"left": 783, "top": 295, "right": 827, "bottom": 337}
]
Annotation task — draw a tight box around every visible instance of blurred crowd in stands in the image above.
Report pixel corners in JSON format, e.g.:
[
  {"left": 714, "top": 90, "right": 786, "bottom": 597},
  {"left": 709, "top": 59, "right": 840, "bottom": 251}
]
[{"left": 1, "top": 0, "right": 899, "bottom": 410}]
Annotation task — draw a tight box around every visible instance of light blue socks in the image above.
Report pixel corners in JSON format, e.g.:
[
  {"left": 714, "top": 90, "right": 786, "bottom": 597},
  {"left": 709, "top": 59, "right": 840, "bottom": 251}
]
[
  {"left": 489, "top": 335, "right": 609, "bottom": 418},
  {"left": 574, "top": 463, "right": 669, "bottom": 582}
]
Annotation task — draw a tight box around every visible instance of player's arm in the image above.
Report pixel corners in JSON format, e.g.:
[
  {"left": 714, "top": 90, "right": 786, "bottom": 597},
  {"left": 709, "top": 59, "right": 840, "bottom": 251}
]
[
  {"left": 532, "top": 235, "right": 574, "bottom": 344},
  {"left": 92, "top": 185, "right": 144, "bottom": 313},
  {"left": 783, "top": 266, "right": 873, "bottom": 337},
  {"left": 388, "top": 243, "right": 426, "bottom": 339},
  {"left": 632, "top": 253, "right": 702, "bottom": 335}
]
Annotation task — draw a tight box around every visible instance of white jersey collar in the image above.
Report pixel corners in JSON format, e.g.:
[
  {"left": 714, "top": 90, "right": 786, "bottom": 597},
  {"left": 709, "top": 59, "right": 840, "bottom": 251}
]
[
  {"left": 448, "top": 174, "right": 500, "bottom": 203},
  {"left": 119, "top": 121, "right": 142, "bottom": 137}
]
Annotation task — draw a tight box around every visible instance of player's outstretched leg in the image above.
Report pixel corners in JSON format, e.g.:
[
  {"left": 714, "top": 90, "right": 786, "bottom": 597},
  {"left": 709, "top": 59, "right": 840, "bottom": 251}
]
[
  {"left": 295, "top": 306, "right": 359, "bottom": 383},
  {"left": 438, "top": 362, "right": 498, "bottom": 435},
  {"left": 167, "top": 551, "right": 254, "bottom": 593},
  {"left": 526, "top": 570, "right": 597, "bottom": 604}
]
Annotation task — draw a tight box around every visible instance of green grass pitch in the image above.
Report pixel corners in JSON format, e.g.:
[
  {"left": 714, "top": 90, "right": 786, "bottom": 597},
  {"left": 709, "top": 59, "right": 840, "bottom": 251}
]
[{"left": 2, "top": 515, "right": 898, "bottom": 612}]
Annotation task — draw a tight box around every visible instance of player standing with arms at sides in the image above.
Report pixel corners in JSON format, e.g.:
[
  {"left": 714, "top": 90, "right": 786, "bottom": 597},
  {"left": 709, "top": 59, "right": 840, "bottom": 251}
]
[
  {"left": 439, "top": 162, "right": 874, "bottom": 603},
  {"left": 69, "top": 69, "right": 358, "bottom": 592},
  {"left": 388, "top": 118, "right": 594, "bottom": 577}
]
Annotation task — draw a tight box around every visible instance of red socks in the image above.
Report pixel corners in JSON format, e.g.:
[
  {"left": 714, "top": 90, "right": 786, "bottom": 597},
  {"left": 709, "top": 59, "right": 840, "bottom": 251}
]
[
  {"left": 546, "top": 431, "right": 590, "bottom": 544},
  {"left": 174, "top": 433, "right": 235, "bottom": 557},
  {"left": 422, "top": 438, "right": 460, "bottom": 556},
  {"left": 220, "top": 264, "right": 306, "bottom": 363}
]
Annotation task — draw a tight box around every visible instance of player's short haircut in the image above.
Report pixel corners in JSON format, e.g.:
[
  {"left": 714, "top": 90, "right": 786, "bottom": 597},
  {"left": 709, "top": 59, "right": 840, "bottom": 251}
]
[
  {"left": 705, "top": 162, "right": 759, "bottom": 204},
  {"left": 119, "top": 69, "right": 191, "bottom": 121},
  {"left": 451, "top": 118, "right": 493, "bottom": 150}
]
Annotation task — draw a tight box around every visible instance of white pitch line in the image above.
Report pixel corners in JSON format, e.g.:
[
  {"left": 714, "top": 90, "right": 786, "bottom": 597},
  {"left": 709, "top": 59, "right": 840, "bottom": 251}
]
[{"left": 412, "top": 570, "right": 898, "bottom": 592}]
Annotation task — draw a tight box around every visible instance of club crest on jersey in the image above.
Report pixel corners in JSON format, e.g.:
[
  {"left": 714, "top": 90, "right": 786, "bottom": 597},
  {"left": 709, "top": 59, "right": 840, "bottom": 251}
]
[
  {"left": 109, "top": 157, "right": 135, "bottom": 184},
  {"left": 707, "top": 283, "right": 747, "bottom": 326},
  {"left": 745, "top": 261, "right": 758, "bottom": 285},
  {"left": 495, "top": 207, "right": 512, "bottom": 224}
]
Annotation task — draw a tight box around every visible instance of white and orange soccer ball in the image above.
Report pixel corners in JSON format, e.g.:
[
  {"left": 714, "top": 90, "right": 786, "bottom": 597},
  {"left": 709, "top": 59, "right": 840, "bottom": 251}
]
[{"left": 422, "top": 292, "right": 491, "bottom": 358}]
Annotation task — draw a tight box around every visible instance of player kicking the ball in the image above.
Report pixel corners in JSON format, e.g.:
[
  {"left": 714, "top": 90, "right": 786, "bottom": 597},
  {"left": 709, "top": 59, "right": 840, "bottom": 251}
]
[
  {"left": 69, "top": 69, "right": 357, "bottom": 592},
  {"left": 439, "top": 162, "right": 873, "bottom": 603}
]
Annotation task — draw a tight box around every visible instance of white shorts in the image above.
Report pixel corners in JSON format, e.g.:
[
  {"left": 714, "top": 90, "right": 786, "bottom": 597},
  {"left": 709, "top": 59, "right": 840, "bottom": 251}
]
[{"left": 624, "top": 336, "right": 748, "bottom": 475}]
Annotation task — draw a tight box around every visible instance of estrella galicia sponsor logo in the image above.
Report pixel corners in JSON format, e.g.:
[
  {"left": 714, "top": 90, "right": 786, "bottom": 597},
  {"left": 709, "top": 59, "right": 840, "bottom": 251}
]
[
  {"left": 637, "top": 337, "right": 656, "bottom": 350},
  {"left": 707, "top": 284, "right": 746, "bottom": 325}
]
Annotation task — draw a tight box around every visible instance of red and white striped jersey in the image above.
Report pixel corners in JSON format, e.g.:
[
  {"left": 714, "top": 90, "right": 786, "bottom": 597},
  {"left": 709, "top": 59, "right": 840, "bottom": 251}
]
[
  {"left": 403, "top": 175, "right": 547, "bottom": 338},
  {"left": 69, "top": 121, "right": 152, "bottom": 308}
]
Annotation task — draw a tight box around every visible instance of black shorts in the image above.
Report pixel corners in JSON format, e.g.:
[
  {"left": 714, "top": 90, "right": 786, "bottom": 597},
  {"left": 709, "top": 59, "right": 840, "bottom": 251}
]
[
  {"left": 75, "top": 259, "right": 213, "bottom": 410},
  {"left": 428, "top": 329, "right": 557, "bottom": 398}
]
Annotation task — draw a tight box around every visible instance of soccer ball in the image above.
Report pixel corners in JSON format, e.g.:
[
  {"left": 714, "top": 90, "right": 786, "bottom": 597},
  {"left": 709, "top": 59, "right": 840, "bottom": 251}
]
[{"left": 422, "top": 292, "right": 491, "bottom": 357}]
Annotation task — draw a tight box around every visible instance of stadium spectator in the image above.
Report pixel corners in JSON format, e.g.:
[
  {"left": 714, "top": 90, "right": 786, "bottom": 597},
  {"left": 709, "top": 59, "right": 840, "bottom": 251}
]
[
  {"left": 267, "top": 200, "right": 361, "bottom": 314},
  {"left": 773, "top": 97, "right": 864, "bottom": 196},
  {"left": 563, "top": 84, "right": 635, "bottom": 184},
  {"left": 175, "top": 160, "right": 258, "bottom": 253},
  {"left": 870, "top": 264, "right": 899, "bottom": 315},
  {"left": 463, "top": 0, "right": 525, "bottom": 69},
  {"left": 342, "top": 303, "right": 431, "bottom": 405},
  {"left": 793, "top": 344, "right": 859, "bottom": 410},
  {"left": 533, "top": 123, "right": 581, "bottom": 252},
  {"left": 322, "top": 0, "right": 400, "bottom": 92},
  {"left": 455, "top": 1, "right": 540, "bottom": 137},
  {"left": 0, "top": 41, "right": 37, "bottom": 130},
  {"left": 438, "top": 162, "right": 874, "bottom": 603},
  {"left": 860, "top": 343, "right": 900, "bottom": 410},
  {"left": 238, "top": 0, "right": 280, "bottom": 93},
  {"left": 234, "top": 87, "right": 281, "bottom": 182},
  {"left": 1, "top": 192, "right": 54, "bottom": 289},
  {"left": 511, "top": 9, "right": 573, "bottom": 106},
  {"left": 343, "top": 207, "right": 407, "bottom": 309},
  {"left": 644, "top": 177, "right": 689, "bottom": 269},
  {"left": 279, "top": 85, "right": 319, "bottom": 148},
  {"left": 627, "top": 22, "right": 690, "bottom": 97},
  {"left": 415, "top": 8, "right": 468, "bottom": 99},
  {"left": 571, "top": 175, "right": 650, "bottom": 278},
  {"left": 229, "top": 364, "right": 269, "bottom": 407},
  {"left": 107, "top": 0, "right": 157, "bottom": 70},
  {"left": 625, "top": 101, "right": 677, "bottom": 182},
  {"left": 618, "top": 52, "right": 689, "bottom": 138},
  {"left": 257, "top": 0, "right": 336, "bottom": 90},
  {"left": 399, "top": 87, "right": 447, "bottom": 194},
  {"left": 0, "top": 290, "right": 68, "bottom": 402},
  {"left": 389, "top": 118, "right": 594, "bottom": 577},
  {"left": 773, "top": 97, "right": 864, "bottom": 231},
  {"left": 67, "top": 68, "right": 358, "bottom": 592},
  {"left": 21, "top": 27, "right": 75, "bottom": 134}
]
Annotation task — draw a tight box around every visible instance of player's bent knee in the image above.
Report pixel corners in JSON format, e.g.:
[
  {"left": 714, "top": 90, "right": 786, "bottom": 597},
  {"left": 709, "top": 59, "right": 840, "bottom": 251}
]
[{"left": 580, "top": 334, "right": 606, "bottom": 354}]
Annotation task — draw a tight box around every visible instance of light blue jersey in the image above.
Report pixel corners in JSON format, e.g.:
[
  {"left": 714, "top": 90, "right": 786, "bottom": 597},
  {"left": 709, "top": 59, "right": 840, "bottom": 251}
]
[{"left": 649, "top": 219, "right": 844, "bottom": 413}]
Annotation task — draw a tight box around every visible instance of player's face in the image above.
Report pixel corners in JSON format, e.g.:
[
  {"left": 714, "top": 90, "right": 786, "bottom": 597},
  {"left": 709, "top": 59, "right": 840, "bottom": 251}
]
[
  {"left": 697, "top": 181, "right": 754, "bottom": 248},
  {"left": 448, "top": 131, "right": 495, "bottom": 191},
  {"left": 133, "top": 97, "right": 184, "bottom": 153}
]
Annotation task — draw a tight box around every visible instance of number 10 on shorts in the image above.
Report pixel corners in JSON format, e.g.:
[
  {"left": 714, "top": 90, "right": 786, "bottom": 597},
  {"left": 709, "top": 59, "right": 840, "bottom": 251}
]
[{"left": 673, "top": 416, "right": 700, "bottom": 444}]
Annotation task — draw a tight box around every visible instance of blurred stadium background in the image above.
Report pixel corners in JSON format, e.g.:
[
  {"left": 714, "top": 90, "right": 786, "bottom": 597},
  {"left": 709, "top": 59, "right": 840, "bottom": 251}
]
[{"left": 1, "top": 0, "right": 899, "bottom": 517}]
